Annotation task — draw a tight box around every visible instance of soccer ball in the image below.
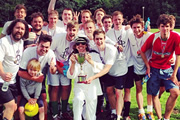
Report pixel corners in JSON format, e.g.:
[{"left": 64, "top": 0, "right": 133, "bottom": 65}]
[{"left": 24, "top": 103, "right": 39, "bottom": 117}]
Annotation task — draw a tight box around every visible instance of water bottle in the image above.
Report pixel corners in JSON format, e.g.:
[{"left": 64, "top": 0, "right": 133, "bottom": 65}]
[
  {"left": 1, "top": 81, "right": 9, "bottom": 92},
  {"left": 142, "top": 74, "right": 150, "bottom": 85}
]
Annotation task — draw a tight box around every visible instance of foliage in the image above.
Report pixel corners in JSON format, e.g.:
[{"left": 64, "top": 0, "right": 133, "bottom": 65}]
[{"left": 0, "top": 0, "right": 180, "bottom": 27}]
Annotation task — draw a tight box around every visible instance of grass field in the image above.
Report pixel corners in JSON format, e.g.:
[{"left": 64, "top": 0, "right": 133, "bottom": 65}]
[{"left": 0, "top": 27, "right": 180, "bottom": 119}]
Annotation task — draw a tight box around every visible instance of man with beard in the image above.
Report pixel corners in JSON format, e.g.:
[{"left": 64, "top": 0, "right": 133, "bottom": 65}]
[
  {"left": 0, "top": 19, "right": 29, "bottom": 120},
  {"left": 47, "top": 21, "right": 79, "bottom": 120},
  {"left": 18, "top": 33, "right": 57, "bottom": 120},
  {"left": 0, "top": 4, "right": 30, "bottom": 39}
]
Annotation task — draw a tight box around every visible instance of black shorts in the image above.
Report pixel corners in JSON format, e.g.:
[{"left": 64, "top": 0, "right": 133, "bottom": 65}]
[
  {"left": 19, "top": 94, "right": 44, "bottom": 108},
  {"left": 0, "top": 83, "right": 18, "bottom": 104},
  {"left": 103, "top": 73, "right": 126, "bottom": 90},
  {"left": 124, "top": 66, "right": 135, "bottom": 89},
  {"left": 134, "top": 73, "right": 145, "bottom": 81}
]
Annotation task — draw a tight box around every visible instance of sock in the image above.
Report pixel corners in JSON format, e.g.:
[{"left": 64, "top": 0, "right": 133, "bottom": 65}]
[
  {"left": 111, "top": 109, "right": 116, "bottom": 114},
  {"left": 96, "top": 95, "right": 104, "bottom": 114},
  {"left": 62, "top": 99, "right": 68, "bottom": 113},
  {"left": 123, "top": 101, "right": 131, "bottom": 117},
  {"left": 147, "top": 105, "right": 153, "bottom": 113},
  {"left": 138, "top": 108, "right": 145, "bottom": 114},
  {"left": 164, "top": 118, "right": 169, "bottom": 120},
  {"left": 117, "top": 115, "right": 122, "bottom": 120},
  {"left": 50, "top": 101, "right": 58, "bottom": 116}
]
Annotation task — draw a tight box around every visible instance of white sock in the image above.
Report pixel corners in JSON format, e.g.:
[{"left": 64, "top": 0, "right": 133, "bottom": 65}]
[
  {"left": 147, "top": 105, "right": 153, "bottom": 112},
  {"left": 117, "top": 115, "right": 122, "bottom": 120},
  {"left": 111, "top": 109, "right": 116, "bottom": 114},
  {"left": 164, "top": 118, "right": 169, "bottom": 120},
  {"left": 139, "top": 109, "right": 145, "bottom": 114}
]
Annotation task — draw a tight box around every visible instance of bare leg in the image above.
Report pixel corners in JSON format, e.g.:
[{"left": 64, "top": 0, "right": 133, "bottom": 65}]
[
  {"left": 135, "top": 81, "right": 143, "bottom": 110},
  {"left": 116, "top": 89, "right": 124, "bottom": 116},
  {"left": 152, "top": 95, "right": 162, "bottom": 119},
  {"left": 39, "top": 107, "right": 45, "bottom": 120},
  {"left": 3, "top": 100, "right": 17, "bottom": 120},
  {"left": 19, "top": 107, "right": 25, "bottom": 120},
  {"left": 106, "top": 86, "right": 116, "bottom": 110}
]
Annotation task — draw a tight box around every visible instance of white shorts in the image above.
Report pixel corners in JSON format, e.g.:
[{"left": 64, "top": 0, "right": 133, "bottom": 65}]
[{"left": 47, "top": 70, "right": 70, "bottom": 86}]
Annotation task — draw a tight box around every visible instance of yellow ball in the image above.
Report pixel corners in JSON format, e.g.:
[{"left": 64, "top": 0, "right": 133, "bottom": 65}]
[{"left": 24, "top": 103, "right": 39, "bottom": 117}]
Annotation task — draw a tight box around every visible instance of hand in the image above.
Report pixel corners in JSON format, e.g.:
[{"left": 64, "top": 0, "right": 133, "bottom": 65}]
[
  {"left": 32, "top": 74, "right": 44, "bottom": 83},
  {"left": 146, "top": 67, "right": 151, "bottom": 78},
  {"left": 28, "top": 98, "right": 37, "bottom": 105},
  {"left": 1, "top": 72, "right": 13, "bottom": 82},
  {"left": 73, "top": 11, "right": 80, "bottom": 23},
  {"left": 70, "top": 54, "right": 77, "bottom": 64},
  {"left": 115, "top": 44, "right": 123, "bottom": 52},
  {"left": 167, "top": 75, "right": 179, "bottom": 86},
  {"left": 85, "top": 53, "right": 92, "bottom": 62},
  {"left": 85, "top": 76, "right": 95, "bottom": 84},
  {"left": 168, "top": 57, "right": 175, "bottom": 65},
  {"left": 50, "top": 58, "right": 56, "bottom": 72},
  {"left": 125, "top": 25, "right": 130, "bottom": 30}
]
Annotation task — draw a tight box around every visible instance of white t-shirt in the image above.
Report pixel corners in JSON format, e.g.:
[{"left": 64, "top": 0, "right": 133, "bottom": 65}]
[
  {"left": 0, "top": 35, "right": 24, "bottom": 84},
  {"left": 20, "top": 46, "right": 56, "bottom": 72},
  {"left": 129, "top": 32, "right": 152, "bottom": 74},
  {"left": 51, "top": 33, "right": 74, "bottom": 63},
  {"left": 106, "top": 27, "right": 133, "bottom": 66},
  {"left": 56, "top": 20, "right": 66, "bottom": 30},
  {"left": 93, "top": 44, "right": 128, "bottom": 76},
  {"left": 1, "top": 20, "right": 32, "bottom": 35},
  {"left": 42, "top": 25, "right": 66, "bottom": 37}
]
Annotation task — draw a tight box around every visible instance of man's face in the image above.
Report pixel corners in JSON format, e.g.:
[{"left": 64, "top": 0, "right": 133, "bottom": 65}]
[
  {"left": 62, "top": 10, "right": 73, "bottom": 25},
  {"left": 66, "top": 27, "right": 78, "bottom": 41},
  {"left": 113, "top": 14, "right": 123, "bottom": 29},
  {"left": 37, "top": 41, "right": 51, "bottom": 56},
  {"left": 12, "top": 22, "right": 25, "bottom": 41},
  {"left": 159, "top": 23, "right": 171, "bottom": 38},
  {"left": 94, "top": 33, "right": 105, "bottom": 50},
  {"left": 81, "top": 12, "right": 91, "bottom": 24},
  {"left": 95, "top": 11, "right": 104, "bottom": 22},
  {"left": 48, "top": 14, "right": 58, "bottom": 26},
  {"left": 31, "top": 17, "right": 43, "bottom": 32},
  {"left": 14, "top": 9, "right": 26, "bottom": 20},
  {"left": 132, "top": 23, "right": 143, "bottom": 37},
  {"left": 103, "top": 18, "right": 112, "bottom": 31},
  {"left": 84, "top": 22, "right": 95, "bottom": 36}
]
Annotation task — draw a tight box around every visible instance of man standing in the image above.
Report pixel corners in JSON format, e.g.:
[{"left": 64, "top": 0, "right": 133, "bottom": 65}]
[
  {"left": 141, "top": 14, "right": 180, "bottom": 120},
  {"left": 0, "top": 4, "right": 29, "bottom": 39},
  {"left": 47, "top": 21, "right": 79, "bottom": 120},
  {"left": 0, "top": 19, "right": 29, "bottom": 120}
]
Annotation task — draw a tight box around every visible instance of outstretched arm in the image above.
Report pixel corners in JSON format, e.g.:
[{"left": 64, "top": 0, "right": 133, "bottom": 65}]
[{"left": 48, "top": 0, "right": 56, "bottom": 13}]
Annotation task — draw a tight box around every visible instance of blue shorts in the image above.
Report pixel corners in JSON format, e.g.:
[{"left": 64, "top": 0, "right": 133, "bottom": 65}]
[
  {"left": 104, "top": 73, "right": 126, "bottom": 90},
  {"left": 147, "top": 67, "right": 179, "bottom": 96}
]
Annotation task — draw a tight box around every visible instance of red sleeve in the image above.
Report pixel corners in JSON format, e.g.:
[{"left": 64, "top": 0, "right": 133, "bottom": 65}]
[
  {"left": 141, "top": 33, "right": 155, "bottom": 53},
  {"left": 175, "top": 33, "right": 180, "bottom": 55}
]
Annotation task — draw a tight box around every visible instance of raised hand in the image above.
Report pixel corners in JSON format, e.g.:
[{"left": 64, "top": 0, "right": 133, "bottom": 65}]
[{"left": 73, "top": 11, "right": 80, "bottom": 23}]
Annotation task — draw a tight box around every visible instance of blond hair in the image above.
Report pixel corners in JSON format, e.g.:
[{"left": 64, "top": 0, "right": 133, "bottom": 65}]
[{"left": 27, "top": 58, "right": 41, "bottom": 72}]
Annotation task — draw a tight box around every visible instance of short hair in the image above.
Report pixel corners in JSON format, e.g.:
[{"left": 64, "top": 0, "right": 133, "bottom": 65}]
[
  {"left": 84, "top": 19, "right": 95, "bottom": 26},
  {"left": 129, "top": 14, "right": 144, "bottom": 27},
  {"left": 67, "top": 21, "right": 79, "bottom": 30},
  {"left": 93, "top": 29, "right": 105, "bottom": 39},
  {"left": 94, "top": 8, "right": 106, "bottom": 20},
  {"left": 6, "top": 19, "right": 29, "bottom": 39},
  {"left": 156, "top": 14, "right": 172, "bottom": 28},
  {"left": 81, "top": 9, "right": 92, "bottom": 18},
  {"left": 112, "top": 11, "right": 123, "bottom": 19},
  {"left": 38, "top": 33, "right": 52, "bottom": 45},
  {"left": 48, "top": 10, "right": 59, "bottom": 18},
  {"left": 169, "top": 15, "right": 176, "bottom": 22},
  {"left": 27, "top": 58, "right": 41, "bottom": 72},
  {"left": 14, "top": 4, "right": 27, "bottom": 13},
  {"left": 63, "top": 8, "right": 73, "bottom": 15},
  {"left": 31, "top": 12, "right": 44, "bottom": 21},
  {"left": 102, "top": 15, "right": 112, "bottom": 23}
]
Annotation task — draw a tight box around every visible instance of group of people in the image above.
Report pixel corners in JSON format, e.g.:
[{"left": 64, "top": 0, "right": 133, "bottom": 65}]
[{"left": 0, "top": 0, "right": 180, "bottom": 120}]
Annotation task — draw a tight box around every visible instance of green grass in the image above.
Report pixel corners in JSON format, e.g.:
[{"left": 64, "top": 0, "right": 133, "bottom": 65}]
[{"left": 0, "top": 27, "right": 179, "bottom": 119}]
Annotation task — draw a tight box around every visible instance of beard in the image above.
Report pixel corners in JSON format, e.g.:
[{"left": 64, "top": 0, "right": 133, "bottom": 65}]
[
  {"left": 12, "top": 32, "right": 23, "bottom": 41},
  {"left": 33, "top": 26, "right": 42, "bottom": 33}
]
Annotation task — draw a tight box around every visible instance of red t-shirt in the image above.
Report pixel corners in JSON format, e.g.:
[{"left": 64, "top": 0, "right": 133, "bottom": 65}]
[{"left": 141, "top": 31, "right": 180, "bottom": 69}]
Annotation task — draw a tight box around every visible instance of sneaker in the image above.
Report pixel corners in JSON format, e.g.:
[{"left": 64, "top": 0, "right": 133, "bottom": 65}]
[
  {"left": 52, "top": 114, "right": 60, "bottom": 120},
  {"left": 138, "top": 113, "right": 146, "bottom": 120},
  {"left": 61, "top": 112, "right": 73, "bottom": 120},
  {"left": 123, "top": 116, "right": 131, "bottom": 120},
  {"left": 146, "top": 112, "right": 155, "bottom": 120},
  {"left": 109, "top": 113, "right": 117, "bottom": 120}
]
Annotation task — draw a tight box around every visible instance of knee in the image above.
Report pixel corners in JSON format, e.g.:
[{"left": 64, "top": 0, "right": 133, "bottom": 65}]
[
  {"left": 124, "top": 88, "right": 131, "bottom": 95},
  {"left": 18, "top": 107, "right": 24, "bottom": 114},
  {"left": 41, "top": 93, "right": 47, "bottom": 100},
  {"left": 5, "top": 101, "right": 16, "bottom": 111},
  {"left": 115, "top": 90, "right": 123, "bottom": 98},
  {"left": 106, "top": 87, "right": 114, "bottom": 96},
  {"left": 170, "top": 89, "right": 179, "bottom": 98},
  {"left": 51, "top": 86, "right": 59, "bottom": 92},
  {"left": 39, "top": 107, "right": 44, "bottom": 113}
]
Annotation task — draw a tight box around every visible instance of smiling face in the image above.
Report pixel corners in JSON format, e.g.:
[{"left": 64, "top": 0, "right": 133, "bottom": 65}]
[
  {"left": 12, "top": 22, "right": 25, "bottom": 41},
  {"left": 113, "top": 14, "right": 123, "bottom": 30},
  {"left": 31, "top": 16, "right": 43, "bottom": 33},
  {"left": 94, "top": 33, "right": 105, "bottom": 51},
  {"left": 81, "top": 12, "right": 91, "bottom": 24},
  {"left": 103, "top": 18, "right": 112, "bottom": 32},
  {"left": 14, "top": 8, "right": 26, "bottom": 20},
  {"left": 48, "top": 14, "right": 58, "bottom": 27},
  {"left": 84, "top": 22, "right": 95, "bottom": 39},
  {"left": 132, "top": 23, "right": 144, "bottom": 38},
  {"left": 62, "top": 10, "right": 73, "bottom": 25},
  {"left": 66, "top": 27, "right": 78, "bottom": 41},
  {"left": 37, "top": 41, "right": 51, "bottom": 56},
  {"left": 75, "top": 42, "right": 87, "bottom": 53}
]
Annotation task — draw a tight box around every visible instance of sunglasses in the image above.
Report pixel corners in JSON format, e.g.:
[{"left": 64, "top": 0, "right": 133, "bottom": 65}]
[{"left": 76, "top": 42, "right": 86, "bottom": 46}]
